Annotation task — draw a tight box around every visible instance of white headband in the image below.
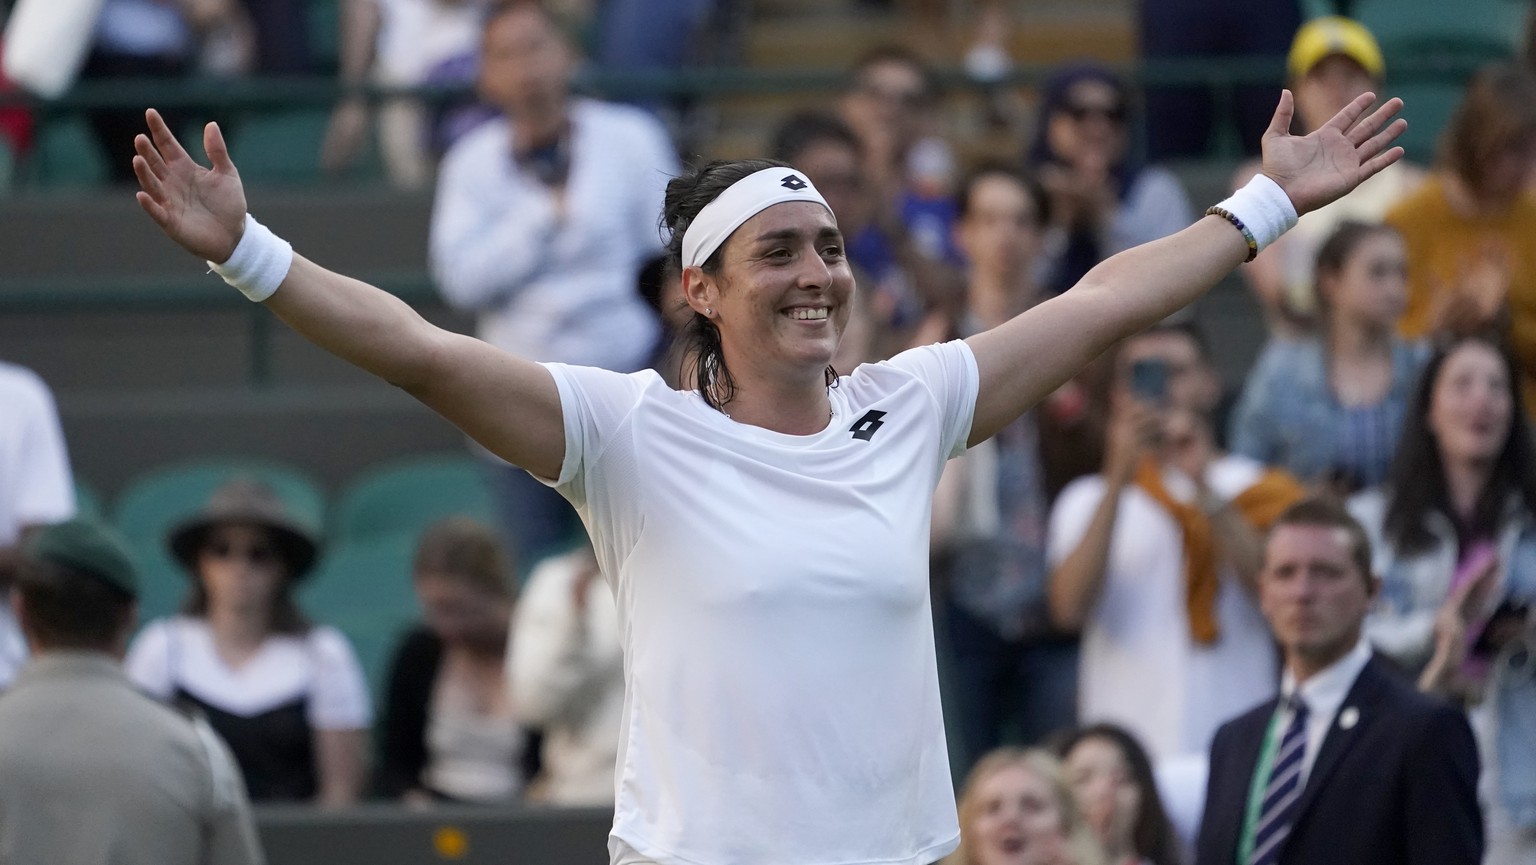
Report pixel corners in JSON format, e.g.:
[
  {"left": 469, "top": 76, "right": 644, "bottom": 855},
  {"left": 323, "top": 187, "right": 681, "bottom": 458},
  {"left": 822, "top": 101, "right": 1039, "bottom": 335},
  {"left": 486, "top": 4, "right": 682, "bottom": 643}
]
[{"left": 680, "top": 167, "right": 833, "bottom": 268}]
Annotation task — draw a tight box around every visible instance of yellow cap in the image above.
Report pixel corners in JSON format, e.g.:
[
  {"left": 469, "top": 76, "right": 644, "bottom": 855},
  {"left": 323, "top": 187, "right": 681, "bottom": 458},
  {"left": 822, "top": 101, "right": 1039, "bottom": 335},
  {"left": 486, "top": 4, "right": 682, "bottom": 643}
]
[{"left": 1287, "top": 16, "right": 1385, "bottom": 80}]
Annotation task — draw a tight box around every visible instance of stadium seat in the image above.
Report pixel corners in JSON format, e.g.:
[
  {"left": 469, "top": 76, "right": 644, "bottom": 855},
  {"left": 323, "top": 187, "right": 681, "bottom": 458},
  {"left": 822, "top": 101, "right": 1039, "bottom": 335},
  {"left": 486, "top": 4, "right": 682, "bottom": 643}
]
[
  {"left": 331, "top": 453, "right": 496, "bottom": 545},
  {"left": 227, "top": 109, "right": 334, "bottom": 184},
  {"left": 114, "top": 458, "right": 326, "bottom": 622},
  {"left": 73, "top": 479, "right": 104, "bottom": 523},
  {"left": 298, "top": 534, "right": 421, "bottom": 697},
  {"left": 1350, "top": 0, "right": 1524, "bottom": 162},
  {"left": 0, "top": 136, "right": 13, "bottom": 194},
  {"left": 29, "top": 116, "right": 108, "bottom": 188}
]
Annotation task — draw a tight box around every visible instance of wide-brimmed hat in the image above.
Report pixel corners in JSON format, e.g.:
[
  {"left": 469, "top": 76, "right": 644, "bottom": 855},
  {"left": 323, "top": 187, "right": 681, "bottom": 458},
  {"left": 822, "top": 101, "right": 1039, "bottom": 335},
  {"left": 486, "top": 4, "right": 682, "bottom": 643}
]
[{"left": 168, "top": 477, "right": 320, "bottom": 579}]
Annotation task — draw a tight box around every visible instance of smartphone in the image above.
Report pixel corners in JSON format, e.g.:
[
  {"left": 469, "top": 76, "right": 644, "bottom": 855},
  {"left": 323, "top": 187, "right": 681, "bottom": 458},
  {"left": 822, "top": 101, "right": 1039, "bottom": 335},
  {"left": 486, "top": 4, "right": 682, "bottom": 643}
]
[{"left": 1129, "top": 358, "right": 1170, "bottom": 404}]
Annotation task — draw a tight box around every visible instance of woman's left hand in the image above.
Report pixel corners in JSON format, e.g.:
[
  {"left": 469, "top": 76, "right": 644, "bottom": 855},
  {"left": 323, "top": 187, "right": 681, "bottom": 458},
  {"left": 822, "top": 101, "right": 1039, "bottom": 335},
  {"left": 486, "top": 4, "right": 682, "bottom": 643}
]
[{"left": 1260, "top": 90, "right": 1406, "bottom": 216}]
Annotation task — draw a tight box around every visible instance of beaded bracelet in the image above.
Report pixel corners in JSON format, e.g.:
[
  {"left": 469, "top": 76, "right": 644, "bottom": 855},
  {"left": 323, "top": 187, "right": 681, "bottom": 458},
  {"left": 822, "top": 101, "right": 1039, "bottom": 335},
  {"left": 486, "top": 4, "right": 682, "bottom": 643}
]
[{"left": 1206, "top": 205, "right": 1259, "bottom": 262}]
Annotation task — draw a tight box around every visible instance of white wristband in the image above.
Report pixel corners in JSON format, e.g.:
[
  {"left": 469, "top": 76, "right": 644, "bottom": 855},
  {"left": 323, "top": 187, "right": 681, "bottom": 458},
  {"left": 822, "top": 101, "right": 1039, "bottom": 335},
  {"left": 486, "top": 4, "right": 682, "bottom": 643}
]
[
  {"left": 207, "top": 213, "right": 293, "bottom": 302},
  {"left": 1208, "top": 174, "right": 1299, "bottom": 259}
]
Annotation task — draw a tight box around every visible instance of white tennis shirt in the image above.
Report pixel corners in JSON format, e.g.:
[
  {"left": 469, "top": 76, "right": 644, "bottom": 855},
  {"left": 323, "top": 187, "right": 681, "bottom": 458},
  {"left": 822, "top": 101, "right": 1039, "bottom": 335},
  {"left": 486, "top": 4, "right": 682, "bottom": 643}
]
[{"left": 542, "top": 340, "right": 977, "bottom": 865}]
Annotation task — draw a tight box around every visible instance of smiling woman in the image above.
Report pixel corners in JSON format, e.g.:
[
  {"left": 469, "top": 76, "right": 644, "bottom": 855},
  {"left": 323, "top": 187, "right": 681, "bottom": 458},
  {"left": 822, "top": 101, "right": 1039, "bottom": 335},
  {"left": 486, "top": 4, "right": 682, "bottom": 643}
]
[{"left": 129, "top": 83, "right": 1404, "bottom": 865}]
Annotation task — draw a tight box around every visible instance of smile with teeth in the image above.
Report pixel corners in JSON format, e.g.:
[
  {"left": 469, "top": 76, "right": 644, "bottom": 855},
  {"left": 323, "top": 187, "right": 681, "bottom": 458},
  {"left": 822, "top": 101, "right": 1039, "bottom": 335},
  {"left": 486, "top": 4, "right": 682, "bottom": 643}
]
[{"left": 788, "top": 307, "right": 829, "bottom": 320}]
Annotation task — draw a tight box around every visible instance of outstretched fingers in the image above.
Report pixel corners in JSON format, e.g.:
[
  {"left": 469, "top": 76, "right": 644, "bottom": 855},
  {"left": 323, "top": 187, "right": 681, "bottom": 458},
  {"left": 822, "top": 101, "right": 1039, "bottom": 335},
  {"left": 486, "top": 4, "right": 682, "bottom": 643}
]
[
  {"left": 144, "top": 107, "right": 192, "bottom": 167},
  {"left": 1322, "top": 91, "right": 1376, "bottom": 135},
  {"left": 1356, "top": 117, "right": 1408, "bottom": 164},
  {"left": 133, "top": 133, "right": 169, "bottom": 181},
  {"left": 135, "top": 189, "right": 171, "bottom": 227},
  {"left": 1347, "top": 96, "right": 1405, "bottom": 147},
  {"left": 203, "top": 122, "right": 236, "bottom": 176},
  {"left": 1359, "top": 144, "right": 1406, "bottom": 180}
]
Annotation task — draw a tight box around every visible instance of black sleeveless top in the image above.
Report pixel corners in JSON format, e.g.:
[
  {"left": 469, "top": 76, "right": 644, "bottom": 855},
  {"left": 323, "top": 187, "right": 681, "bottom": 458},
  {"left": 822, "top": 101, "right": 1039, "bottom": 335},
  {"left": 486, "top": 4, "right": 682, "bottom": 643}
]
[{"left": 175, "top": 687, "right": 317, "bottom": 801}]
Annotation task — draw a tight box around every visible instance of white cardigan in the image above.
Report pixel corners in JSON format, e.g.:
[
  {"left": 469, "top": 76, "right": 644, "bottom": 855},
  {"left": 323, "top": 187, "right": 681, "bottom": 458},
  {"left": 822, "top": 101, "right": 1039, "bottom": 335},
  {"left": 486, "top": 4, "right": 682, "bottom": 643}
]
[{"left": 507, "top": 547, "right": 624, "bottom": 805}]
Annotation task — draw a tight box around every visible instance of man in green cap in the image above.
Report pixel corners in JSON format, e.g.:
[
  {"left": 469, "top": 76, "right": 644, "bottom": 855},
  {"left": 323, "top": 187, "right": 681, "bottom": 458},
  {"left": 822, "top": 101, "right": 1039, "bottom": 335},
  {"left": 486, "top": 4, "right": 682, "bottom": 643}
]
[{"left": 0, "top": 518, "right": 265, "bottom": 865}]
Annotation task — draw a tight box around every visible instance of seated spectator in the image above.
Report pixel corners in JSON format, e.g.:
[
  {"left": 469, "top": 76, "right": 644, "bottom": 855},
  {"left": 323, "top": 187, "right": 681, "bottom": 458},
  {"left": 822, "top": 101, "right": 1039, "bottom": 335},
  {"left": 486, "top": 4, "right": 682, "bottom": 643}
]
[
  {"left": 1230, "top": 222, "right": 1427, "bottom": 494},
  {"left": 0, "top": 360, "right": 77, "bottom": 689},
  {"left": 82, "top": 0, "right": 253, "bottom": 183},
  {"left": 1048, "top": 324, "right": 1305, "bottom": 762},
  {"left": 377, "top": 516, "right": 529, "bottom": 804},
  {"left": 0, "top": 520, "right": 263, "bottom": 865},
  {"left": 929, "top": 164, "right": 1077, "bottom": 770},
  {"left": 1057, "top": 724, "right": 1184, "bottom": 865},
  {"left": 1388, "top": 63, "right": 1536, "bottom": 411},
  {"left": 1348, "top": 335, "right": 1536, "bottom": 864},
  {"left": 507, "top": 541, "right": 621, "bottom": 805},
  {"left": 322, "top": 0, "right": 489, "bottom": 187},
  {"left": 838, "top": 45, "right": 960, "bottom": 266},
  {"left": 946, "top": 747, "right": 1107, "bottom": 865},
  {"left": 126, "top": 478, "right": 371, "bottom": 805},
  {"left": 1236, "top": 16, "right": 1422, "bottom": 338},
  {"left": 1026, "top": 63, "right": 1193, "bottom": 296}
]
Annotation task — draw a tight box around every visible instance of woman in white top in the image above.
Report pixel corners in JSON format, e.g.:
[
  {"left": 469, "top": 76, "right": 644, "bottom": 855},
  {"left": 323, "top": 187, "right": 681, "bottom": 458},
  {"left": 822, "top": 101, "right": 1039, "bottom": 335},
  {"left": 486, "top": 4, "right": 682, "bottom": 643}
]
[
  {"left": 125, "top": 478, "right": 371, "bottom": 805},
  {"left": 127, "top": 86, "right": 1404, "bottom": 865}
]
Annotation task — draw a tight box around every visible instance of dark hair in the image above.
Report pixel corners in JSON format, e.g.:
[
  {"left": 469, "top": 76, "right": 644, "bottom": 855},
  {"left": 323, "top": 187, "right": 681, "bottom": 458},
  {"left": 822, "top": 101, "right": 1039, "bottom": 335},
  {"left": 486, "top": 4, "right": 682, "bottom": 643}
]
[
  {"left": 1437, "top": 62, "right": 1536, "bottom": 196},
  {"left": 1026, "top": 62, "right": 1136, "bottom": 193},
  {"left": 181, "top": 524, "right": 311, "bottom": 635},
  {"left": 845, "top": 44, "right": 939, "bottom": 102},
  {"left": 413, "top": 516, "right": 516, "bottom": 601},
  {"left": 770, "top": 111, "right": 863, "bottom": 165},
  {"left": 1269, "top": 496, "right": 1375, "bottom": 587},
  {"left": 1114, "top": 320, "right": 1211, "bottom": 372},
  {"left": 955, "top": 161, "right": 1051, "bottom": 227},
  {"left": 1384, "top": 335, "right": 1536, "bottom": 553},
  {"left": 1312, "top": 220, "right": 1401, "bottom": 323},
  {"left": 16, "top": 558, "right": 135, "bottom": 651},
  {"left": 661, "top": 157, "right": 839, "bottom": 410},
  {"left": 1056, "top": 724, "right": 1182, "bottom": 865}
]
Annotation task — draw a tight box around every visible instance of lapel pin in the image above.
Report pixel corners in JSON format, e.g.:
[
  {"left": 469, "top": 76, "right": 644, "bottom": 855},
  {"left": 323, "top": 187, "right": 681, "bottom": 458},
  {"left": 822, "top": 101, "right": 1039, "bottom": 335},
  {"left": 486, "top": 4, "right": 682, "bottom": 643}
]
[{"left": 1339, "top": 707, "right": 1359, "bottom": 730}]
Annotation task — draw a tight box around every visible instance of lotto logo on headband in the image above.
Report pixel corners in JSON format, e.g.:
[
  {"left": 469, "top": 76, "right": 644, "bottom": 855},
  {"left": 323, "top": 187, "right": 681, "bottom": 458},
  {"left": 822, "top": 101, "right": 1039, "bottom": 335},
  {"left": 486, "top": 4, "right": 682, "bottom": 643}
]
[{"left": 680, "top": 167, "right": 834, "bottom": 268}]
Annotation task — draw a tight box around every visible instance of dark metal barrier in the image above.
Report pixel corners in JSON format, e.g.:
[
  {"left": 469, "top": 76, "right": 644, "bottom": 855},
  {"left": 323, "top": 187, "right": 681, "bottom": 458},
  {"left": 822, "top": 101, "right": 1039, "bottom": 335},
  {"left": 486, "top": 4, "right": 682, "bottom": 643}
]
[{"left": 255, "top": 804, "right": 613, "bottom": 865}]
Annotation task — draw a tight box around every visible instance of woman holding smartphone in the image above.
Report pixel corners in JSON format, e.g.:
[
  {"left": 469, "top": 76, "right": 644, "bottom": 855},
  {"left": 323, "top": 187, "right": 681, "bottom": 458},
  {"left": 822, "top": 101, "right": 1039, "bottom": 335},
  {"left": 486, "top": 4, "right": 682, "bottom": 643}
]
[{"left": 1347, "top": 334, "right": 1536, "bottom": 865}]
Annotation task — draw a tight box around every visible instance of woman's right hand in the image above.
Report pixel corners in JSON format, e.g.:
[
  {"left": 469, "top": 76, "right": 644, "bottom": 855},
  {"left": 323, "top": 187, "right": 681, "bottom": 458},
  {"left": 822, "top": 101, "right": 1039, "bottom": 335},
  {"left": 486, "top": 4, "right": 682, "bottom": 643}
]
[
  {"left": 1104, "top": 400, "right": 1160, "bottom": 484},
  {"left": 133, "top": 108, "right": 248, "bottom": 264}
]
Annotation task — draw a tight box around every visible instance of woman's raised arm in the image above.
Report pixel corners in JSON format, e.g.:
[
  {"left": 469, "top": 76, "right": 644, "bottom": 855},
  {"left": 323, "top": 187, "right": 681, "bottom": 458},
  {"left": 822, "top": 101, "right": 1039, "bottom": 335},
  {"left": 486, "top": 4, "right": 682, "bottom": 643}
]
[
  {"left": 132, "top": 109, "right": 565, "bottom": 480},
  {"left": 965, "top": 91, "right": 1405, "bottom": 446}
]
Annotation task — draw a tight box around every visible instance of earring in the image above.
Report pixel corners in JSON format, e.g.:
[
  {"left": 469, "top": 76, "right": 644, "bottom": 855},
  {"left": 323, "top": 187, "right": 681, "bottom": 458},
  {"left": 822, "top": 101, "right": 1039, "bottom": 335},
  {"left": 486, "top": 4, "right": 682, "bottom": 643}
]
[{"left": 705, "top": 308, "right": 713, "bottom": 316}]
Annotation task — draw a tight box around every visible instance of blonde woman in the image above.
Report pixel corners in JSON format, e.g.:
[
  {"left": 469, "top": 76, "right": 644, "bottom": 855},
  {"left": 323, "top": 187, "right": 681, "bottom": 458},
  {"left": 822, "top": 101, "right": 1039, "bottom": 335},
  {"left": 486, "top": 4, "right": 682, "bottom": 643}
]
[{"left": 949, "top": 747, "right": 1106, "bottom": 865}]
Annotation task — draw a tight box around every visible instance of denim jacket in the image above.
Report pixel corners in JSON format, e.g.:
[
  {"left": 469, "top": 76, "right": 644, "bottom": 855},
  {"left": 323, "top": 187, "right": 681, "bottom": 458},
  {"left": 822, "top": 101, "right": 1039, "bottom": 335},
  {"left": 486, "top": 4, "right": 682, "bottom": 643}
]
[{"left": 1349, "top": 488, "right": 1536, "bottom": 828}]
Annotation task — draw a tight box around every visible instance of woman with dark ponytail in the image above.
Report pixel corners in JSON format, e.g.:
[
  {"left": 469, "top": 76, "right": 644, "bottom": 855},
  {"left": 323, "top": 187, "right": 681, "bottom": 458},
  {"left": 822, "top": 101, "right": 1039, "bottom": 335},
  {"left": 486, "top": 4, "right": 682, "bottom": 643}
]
[{"left": 130, "top": 86, "right": 1404, "bottom": 865}]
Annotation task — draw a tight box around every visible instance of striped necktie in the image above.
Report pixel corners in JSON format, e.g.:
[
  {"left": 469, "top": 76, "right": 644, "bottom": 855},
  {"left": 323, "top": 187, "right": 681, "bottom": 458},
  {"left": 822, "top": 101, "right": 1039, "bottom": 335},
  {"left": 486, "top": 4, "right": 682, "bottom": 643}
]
[{"left": 1250, "top": 695, "right": 1310, "bottom": 865}]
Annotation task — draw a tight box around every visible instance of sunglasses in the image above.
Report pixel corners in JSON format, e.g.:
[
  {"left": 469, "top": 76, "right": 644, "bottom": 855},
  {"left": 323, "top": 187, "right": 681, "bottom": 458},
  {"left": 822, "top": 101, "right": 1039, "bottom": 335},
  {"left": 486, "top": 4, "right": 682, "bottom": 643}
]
[
  {"left": 1062, "top": 102, "right": 1126, "bottom": 123},
  {"left": 204, "top": 541, "right": 280, "bottom": 565}
]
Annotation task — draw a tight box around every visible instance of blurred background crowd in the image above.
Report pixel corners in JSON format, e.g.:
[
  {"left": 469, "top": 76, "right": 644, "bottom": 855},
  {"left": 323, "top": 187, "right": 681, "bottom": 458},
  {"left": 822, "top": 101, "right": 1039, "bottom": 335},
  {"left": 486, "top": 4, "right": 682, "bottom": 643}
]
[{"left": 2, "top": 0, "right": 1536, "bottom": 863}]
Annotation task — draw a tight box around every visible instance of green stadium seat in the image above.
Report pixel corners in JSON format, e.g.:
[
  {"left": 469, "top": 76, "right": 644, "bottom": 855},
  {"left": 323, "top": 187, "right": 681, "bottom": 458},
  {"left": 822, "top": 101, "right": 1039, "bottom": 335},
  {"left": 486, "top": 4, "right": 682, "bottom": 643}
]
[
  {"left": 30, "top": 116, "right": 108, "bottom": 188},
  {"left": 227, "top": 109, "right": 334, "bottom": 184},
  {"left": 1350, "top": 0, "right": 1524, "bottom": 162},
  {"left": 332, "top": 454, "right": 496, "bottom": 545},
  {"left": 114, "top": 458, "right": 326, "bottom": 623},
  {"left": 0, "top": 135, "right": 13, "bottom": 194},
  {"left": 308, "top": 0, "right": 342, "bottom": 74},
  {"left": 73, "top": 479, "right": 105, "bottom": 523},
  {"left": 298, "top": 534, "right": 421, "bottom": 698}
]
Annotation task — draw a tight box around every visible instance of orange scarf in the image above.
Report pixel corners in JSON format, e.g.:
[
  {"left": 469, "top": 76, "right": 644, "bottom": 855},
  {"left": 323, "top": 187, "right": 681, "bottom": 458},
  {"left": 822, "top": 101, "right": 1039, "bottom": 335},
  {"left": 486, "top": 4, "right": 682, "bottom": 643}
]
[{"left": 1134, "top": 458, "right": 1306, "bottom": 644}]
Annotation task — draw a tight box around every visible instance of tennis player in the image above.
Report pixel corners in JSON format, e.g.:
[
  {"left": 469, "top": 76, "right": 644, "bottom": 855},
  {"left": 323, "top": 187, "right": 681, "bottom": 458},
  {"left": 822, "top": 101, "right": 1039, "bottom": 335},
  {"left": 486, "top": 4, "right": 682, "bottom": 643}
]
[{"left": 130, "top": 89, "right": 1404, "bottom": 865}]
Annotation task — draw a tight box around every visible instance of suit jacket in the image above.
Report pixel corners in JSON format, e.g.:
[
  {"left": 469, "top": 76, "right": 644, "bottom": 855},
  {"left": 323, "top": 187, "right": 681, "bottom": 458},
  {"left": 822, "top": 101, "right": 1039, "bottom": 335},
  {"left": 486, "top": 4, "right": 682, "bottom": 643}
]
[{"left": 1194, "top": 654, "right": 1482, "bottom": 865}]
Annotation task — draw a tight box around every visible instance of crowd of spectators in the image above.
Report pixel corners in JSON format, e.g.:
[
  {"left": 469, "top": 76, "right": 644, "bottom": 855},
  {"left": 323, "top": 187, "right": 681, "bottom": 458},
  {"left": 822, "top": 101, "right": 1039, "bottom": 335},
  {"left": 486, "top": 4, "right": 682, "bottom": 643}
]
[{"left": 2, "top": 1, "right": 1536, "bottom": 864}]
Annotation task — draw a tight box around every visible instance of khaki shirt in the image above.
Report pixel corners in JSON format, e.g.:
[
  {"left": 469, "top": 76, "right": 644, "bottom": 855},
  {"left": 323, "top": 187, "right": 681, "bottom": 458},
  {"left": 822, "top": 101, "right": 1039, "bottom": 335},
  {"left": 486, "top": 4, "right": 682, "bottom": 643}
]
[{"left": 0, "top": 651, "right": 264, "bottom": 865}]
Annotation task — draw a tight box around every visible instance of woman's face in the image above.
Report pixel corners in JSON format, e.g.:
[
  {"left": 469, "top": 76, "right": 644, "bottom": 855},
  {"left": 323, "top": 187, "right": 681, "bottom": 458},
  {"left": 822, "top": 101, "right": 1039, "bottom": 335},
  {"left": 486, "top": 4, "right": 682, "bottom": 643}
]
[
  {"left": 1476, "top": 133, "right": 1536, "bottom": 208},
  {"left": 1045, "top": 79, "right": 1128, "bottom": 169},
  {"left": 969, "top": 763, "right": 1070, "bottom": 865},
  {"left": 1294, "top": 55, "right": 1377, "bottom": 134},
  {"left": 1428, "top": 342, "right": 1513, "bottom": 466},
  {"left": 956, "top": 173, "right": 1044, "bottom": 284},
  {"left": 1322, "top": 231, "right": 1407, "bottom": 329},
  {"left": 197, "top": 523, "right": 286, "bottom": 615},
  {"left": 1064, "top": 736, "right": 1141, "bottom": 854},
  {"left": 705, "top": 201, "right": 856, "bottom": 384},
  {"left": 415, "top": 572, "right": 510, "bottom": 648}
]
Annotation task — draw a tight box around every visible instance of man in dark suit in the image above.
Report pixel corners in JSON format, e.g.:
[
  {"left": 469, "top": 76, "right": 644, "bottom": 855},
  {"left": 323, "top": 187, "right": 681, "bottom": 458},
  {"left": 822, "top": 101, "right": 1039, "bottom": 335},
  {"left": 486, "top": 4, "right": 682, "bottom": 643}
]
[{"left": 1195, "top": 498, "right": 1482, "bottom": 865}]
